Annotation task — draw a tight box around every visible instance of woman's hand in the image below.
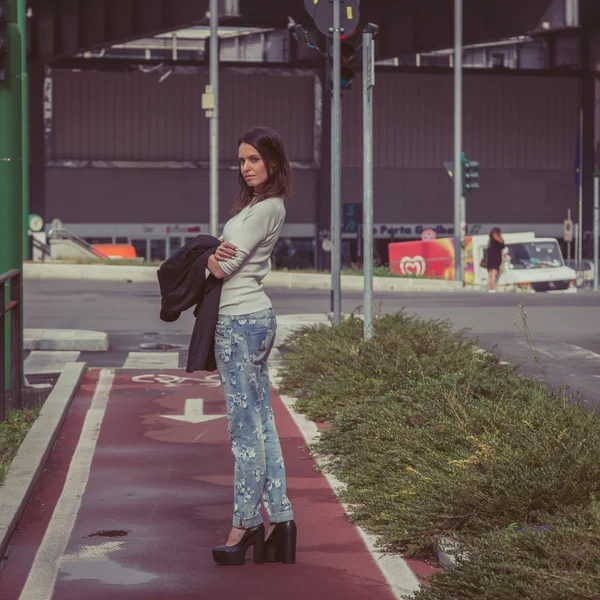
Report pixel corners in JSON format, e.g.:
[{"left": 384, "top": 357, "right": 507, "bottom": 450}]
[
  {"left": 215, "top": 242, "right": 237, "bottom": 262},
  {"left": 207, "top": 254, "right": 228, "bottom": 279}
]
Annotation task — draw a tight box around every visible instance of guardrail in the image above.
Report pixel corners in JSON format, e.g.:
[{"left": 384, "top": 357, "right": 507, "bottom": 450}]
[
  {"left": 31, "top": 237, "right": 52, "bottom": 262},
  {"left": 47, "top": 227, "right": 110, "bottom": 260},
  {"left": 0, "top": 269, "right": 23, "bottom": 422}
]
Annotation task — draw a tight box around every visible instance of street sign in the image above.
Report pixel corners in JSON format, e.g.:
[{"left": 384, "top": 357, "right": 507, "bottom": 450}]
[
  {"left": 303, "top": 0, "right": 319, "bottom": 17},
  {"left": 364, "top": 33, "right": 375, "bottom": 88},
  {"left": 421, "top": 229, "right": 437, "bottom": 241},
  {"left": 343, "top": 202, "right": 362, "bottom": 233},
  {"left": 312, "top": 0, "right": 360, "bottom": 37},
  {"left": 564, "top": 219, "right": 573, "bottom": 242}
]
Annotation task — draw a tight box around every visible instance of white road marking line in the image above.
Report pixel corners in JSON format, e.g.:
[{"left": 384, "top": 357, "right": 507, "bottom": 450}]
[
  {"left": 536, "top": 348, "right": 556, "bottom": 358},
  {"left": 561, "top": 343, "right": 600, "bottom": 361},
  {"left": 159, "top": 398, "right": 225, "bottom": 424},
  {"left": 19, "top": 369, "right": 115, "bottom": 600},
  {"left": 24, "top": 351, "right": 81, "bottom": 375},
  {"left": 122, "top": 351, "right": 179, "bottom": 369}
]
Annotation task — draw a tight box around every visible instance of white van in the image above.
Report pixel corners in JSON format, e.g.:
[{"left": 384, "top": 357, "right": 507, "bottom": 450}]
[{"left": 471, "top": 232, "right": 577, "bottom": 293}]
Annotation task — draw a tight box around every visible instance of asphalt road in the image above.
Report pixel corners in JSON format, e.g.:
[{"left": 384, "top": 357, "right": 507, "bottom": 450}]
[{"left": 24, "top": 280, "right": 600, "bottom": 408}]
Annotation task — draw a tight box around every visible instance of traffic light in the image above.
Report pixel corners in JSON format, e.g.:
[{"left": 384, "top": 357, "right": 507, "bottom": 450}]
[
  {"left": 0, "top": 0, "right": 9, "bottom": 81},
  {"left": 326, "top": 40, "right": 356, "bottom": 92},
  {"left": 340, "top": 41, "right": 356, "bottom": 90},
  {"left": 462, "top": 154, "right": 480, "bottom": 194},
  {"left": 443, "top": 153, "right": 481, "bottom": 194}
]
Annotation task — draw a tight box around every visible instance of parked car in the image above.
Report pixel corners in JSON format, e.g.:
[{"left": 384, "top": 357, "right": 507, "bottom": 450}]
[{"left": 564, "top": 259, "right": 594, "bottom": 288}]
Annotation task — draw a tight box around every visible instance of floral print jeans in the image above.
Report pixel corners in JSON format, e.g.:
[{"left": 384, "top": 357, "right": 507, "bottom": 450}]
[{"left": 214, "top": 308, "right": 294, "bottom": 529}]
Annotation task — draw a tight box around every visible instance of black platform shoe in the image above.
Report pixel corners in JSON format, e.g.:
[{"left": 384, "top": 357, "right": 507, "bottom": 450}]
[
  {"left": 212, "top": 523, "right": 265, "bottom": 566},
  {"left": 265, "top": 520, "right": 297, "bottom": 564}
]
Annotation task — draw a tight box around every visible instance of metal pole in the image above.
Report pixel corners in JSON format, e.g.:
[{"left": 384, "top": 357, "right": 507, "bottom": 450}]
[
  {"left": 10, "top": 272, "right": 22, "bottom": 410},
  {"left": 330, "top": 86, "right": 335, "bottom": 313},
  {"left": 453, "top": 0, "right": 464, "bottom": 282},
  {"left": 578, "top": 108, "right": 583, "bottom": 265},
  {"left": 594, "top": 170, "right": 599, "bottom": 292},
  {"left": 17, "top": 0, "right": 27, "bottom": 388},
  {"left": 567, "top": 208, "right": 571, "bottom": 262},
  {"left": 331, "top": 0, "right": 342, "bottom": 326},
  {"left": 460, "top": 188, "right": 466, "bottom": 282},
  {"left": 363, "top": 31, "right": 374, "bottom": 340},
  {"left": 0, "top": 286, "right": 5, "bottom": 420},
  {"left": 17, "top": 0, "right": 27, "bottom": 260},
  {"left": 575, "top": 223, "right": 579, "bottom": 273},
  {"left": 0, "top": 1, "right": 23, "bottom": 388},
  {"left": 209, "top": 0, "right": 219, "bottom": 238}
]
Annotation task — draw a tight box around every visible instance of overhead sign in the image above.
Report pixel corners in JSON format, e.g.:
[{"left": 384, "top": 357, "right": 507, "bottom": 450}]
[
  {"left": 303, "top": 0, "right": 319, "bottom": 17},
  {"left": 312, "top": 0, "right": 361, "bottom": 37},
  {"left": 564, "top": 219, "right": 573, "bottom": 242},
  {"left": 305, "top": 0, "right": 361, "bottom": 18}
]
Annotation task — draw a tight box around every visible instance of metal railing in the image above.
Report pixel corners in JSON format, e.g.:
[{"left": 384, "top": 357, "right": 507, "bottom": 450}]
[
  {"left": 47, "top": 226, "right": 110, "bottom": 260},
  {"left": 32, "top": 236, "right": 52, "bottom": 262},
  {"left": 1, "top": 269, "right": 22, "bottom": 422}
]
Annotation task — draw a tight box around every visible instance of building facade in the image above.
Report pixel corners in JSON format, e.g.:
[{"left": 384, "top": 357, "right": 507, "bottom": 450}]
[{"left": 44, "top": 62, "right": 584, "bottom": 264}]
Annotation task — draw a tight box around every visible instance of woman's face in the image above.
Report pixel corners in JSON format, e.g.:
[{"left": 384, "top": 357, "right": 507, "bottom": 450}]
[{"left": 239, "top": 143, "right": 269, "bottom": 189}]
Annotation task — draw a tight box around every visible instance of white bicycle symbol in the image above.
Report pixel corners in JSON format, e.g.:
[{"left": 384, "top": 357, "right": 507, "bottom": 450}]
[{"left": 131, "top": 373, "right": 221, "bottom": 388}]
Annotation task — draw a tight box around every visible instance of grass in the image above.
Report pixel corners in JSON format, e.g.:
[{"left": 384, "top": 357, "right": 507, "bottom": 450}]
[
  {"left": 0, "top": 407, "right": 42, "bottom": 485},
  {"left": 277, "top": 312, "right": 600, "bottom": 599}
]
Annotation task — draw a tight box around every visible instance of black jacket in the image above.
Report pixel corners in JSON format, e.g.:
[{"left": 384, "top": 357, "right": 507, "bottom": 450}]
[{"left": 157, "top": 235, "right": 223, "bottom": 373}]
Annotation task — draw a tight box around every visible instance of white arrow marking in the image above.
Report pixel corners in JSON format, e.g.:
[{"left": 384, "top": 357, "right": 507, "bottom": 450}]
[{"left": 160, "top": 398, "right": 225, "bottom": 424}]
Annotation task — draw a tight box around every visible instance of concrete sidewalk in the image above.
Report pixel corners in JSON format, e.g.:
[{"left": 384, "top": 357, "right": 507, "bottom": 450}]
[
  {"left": 24, "top": 261, "right": 466, "bottom": 293},
  {"left": 25, "top": 329, "right": 109, "bottom": 352},
  {"left": 22, "top": 314, "right": 330, "bottom": 355}
]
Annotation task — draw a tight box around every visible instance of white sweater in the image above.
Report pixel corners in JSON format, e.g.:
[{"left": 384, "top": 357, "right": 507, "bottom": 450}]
[{"left": 217, "top": 197, "right": 286, "bottom": 315}]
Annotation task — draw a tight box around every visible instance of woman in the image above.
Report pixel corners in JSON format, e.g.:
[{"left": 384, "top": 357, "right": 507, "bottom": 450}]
[
  {"left": 486, "top": 227, "right": 508, "bottom": 293},
  {"left": 207, "top": 126, "right": 297, "bottom": 566}
]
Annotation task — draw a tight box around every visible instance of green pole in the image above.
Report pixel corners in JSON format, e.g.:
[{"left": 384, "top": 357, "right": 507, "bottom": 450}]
[
  {"left": 0, "top": 0, "right": 23, "bottom": 387},
  {"left": 17, "top": 0, "right": 27, "bottom": 260}
]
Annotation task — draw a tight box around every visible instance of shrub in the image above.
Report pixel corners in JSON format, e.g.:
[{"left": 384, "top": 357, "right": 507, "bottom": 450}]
[
  {"left": 410, "top": 503, "right": 600, "bottom": 600},
  {"left": 278, "top": 313, "right": 600, "bottom": 566},
  {"left": 0, "top": 408, "right": 41, "bottom": 484}
]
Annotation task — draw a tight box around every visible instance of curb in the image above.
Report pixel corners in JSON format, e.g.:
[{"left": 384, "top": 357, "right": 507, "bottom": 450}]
[
  {"left": 24, "top": 262, "right": 466, "bottom": 293},
  {"left": 270, "top": 316, "right": 421, "bottom": 596},
  {"left": 24, "top": 262, "right": 157, "bottom": 283},
  {"left": 275, "top": 313, "right": 332, "bottom": 347},
  {"left": 0, "top": 362, "right": 87, "bottom": 560},
  {"left": 269, "top": 365, "right": 422, "bottom": 599},
  {"left": 268, "top": 317, "right": 510, "bottom": 591},
  {"left": 265, "top": 271, "right": 466, "bottom": 293},
  {"left": 24, "top": 329, "right": 109, "bottom": 352}
]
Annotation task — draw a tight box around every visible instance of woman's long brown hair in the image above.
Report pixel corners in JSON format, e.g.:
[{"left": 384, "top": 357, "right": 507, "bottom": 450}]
[
  {"left": 233, "top": 126, "right": 292, "bottom": 214},
  {"left": 489, "top": 227, "right": 504, "bottom": 246}
]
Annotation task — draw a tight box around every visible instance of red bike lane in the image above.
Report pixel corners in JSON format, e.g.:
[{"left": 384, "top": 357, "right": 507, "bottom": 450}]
[{"left": 0, "top": 368, "right": 429, "bottom": 600}]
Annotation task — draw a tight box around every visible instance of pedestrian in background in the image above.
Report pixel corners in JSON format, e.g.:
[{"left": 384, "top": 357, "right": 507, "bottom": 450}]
[
  {"left": 207, "top": 126, "right": 297, "bottom": 566},
  {"left": 486, "top": 227, "right": 509, "bottom": 293}
]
